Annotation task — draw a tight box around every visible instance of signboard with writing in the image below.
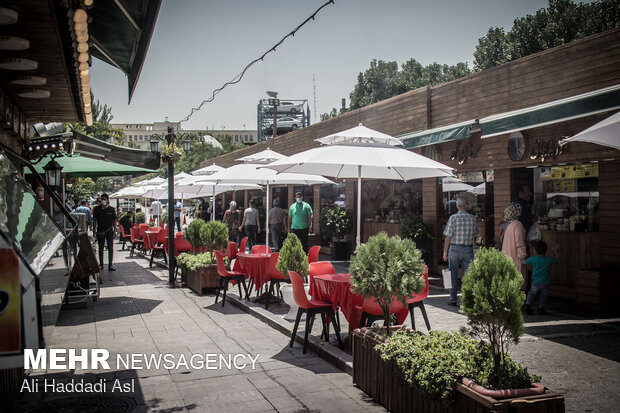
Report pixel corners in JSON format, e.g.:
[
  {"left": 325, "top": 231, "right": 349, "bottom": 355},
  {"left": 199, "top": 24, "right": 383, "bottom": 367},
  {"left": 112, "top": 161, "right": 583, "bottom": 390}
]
[
  {"left": 553, "top": 179, "right": 575, "bottom": 192},
  {"left": 550, "top": 163, "right": 598, "bottom": 180}
]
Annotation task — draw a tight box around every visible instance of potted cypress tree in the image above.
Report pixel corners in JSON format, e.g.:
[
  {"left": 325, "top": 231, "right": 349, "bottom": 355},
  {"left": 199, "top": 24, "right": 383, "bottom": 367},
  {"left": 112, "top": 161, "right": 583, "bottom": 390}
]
[
  {"left": 180, "top": 220, "right": 229, "bottom": 295},
  {"left": 319, "top": 206, "right": 353, "bottom": 260},
  {"left": 277, "top": 233, "right": 310, "bottom": 321}
]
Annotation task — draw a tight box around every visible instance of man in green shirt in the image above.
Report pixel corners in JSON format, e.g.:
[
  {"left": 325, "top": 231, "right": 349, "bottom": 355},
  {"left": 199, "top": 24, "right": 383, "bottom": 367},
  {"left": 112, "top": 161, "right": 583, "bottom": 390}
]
[{"left": 288, "top": 191, "right": 313, "bottom": 252}]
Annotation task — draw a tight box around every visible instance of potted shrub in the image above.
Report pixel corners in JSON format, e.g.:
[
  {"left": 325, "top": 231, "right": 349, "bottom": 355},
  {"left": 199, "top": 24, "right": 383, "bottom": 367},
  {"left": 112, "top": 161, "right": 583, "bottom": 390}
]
[
  {"left": 399, "top": 213, "right": 433, "bottom": 265},
  {"left": 181, "top": 220, "right": 229, "bottom": 295},
  {"left": 277, "top": 233, "right": 310, "bottom": 321},
  {"left": 134, "top": 211, "right": 146, "bottom": 225},
  {"left": 350, "top": 231, "right": 425, "bottom": 331},
  {"left": 351, "top": 247, "right": 565, "bottom": 412},
  {"left": 319, "top": 206, "right": 353, "bottom": 260}
]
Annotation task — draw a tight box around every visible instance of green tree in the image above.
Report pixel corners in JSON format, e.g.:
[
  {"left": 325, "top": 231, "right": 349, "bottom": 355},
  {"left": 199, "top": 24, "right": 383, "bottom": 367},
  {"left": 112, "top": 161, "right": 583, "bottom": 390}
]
[
  {"left": 474, "top": 0, "right": 620, "bottom": 71},
  {"left": 67, "top": 177, "right": 97, "bottom": 203},
  {"left": 460, "top": 247, "right": 526, "bottom": 388},
  {"left": 349, "top": 232, "right": 425, "bottom": 331},
  {"left": 277, "top": 233, "right": 309, "bottom": 281}
]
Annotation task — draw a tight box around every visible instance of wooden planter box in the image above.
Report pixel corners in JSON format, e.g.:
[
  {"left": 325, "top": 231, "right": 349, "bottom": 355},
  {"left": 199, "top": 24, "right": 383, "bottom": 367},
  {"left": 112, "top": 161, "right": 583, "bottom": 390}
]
[
  {"left": 186, "top": 265, "right": 219, "bottom": 296},
  {"left": 352, "top": 329, "right": 565, "bottom": 413}
]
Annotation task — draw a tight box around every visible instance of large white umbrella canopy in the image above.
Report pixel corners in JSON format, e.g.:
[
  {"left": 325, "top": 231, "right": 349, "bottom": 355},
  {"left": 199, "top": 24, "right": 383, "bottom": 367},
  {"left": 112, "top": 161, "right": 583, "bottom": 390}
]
[
  {"left": 560, "top": 111, "right": 620, "bottom": 150},
  {"left": 468, "top": 182, "right": 486, "bottom": 195},
  {"left": 110, "top": 186, "right": 149, "bottom": 199},
  {"left": 208, "top": 157, "right": 333, "bottom": 253},
  {"left": 174, "top": 171, "right": 192, "bottom": 181},
  {"left": 236, "top": 147, "right": 287, "bottom": 163},
  {"left": 316, "top": 123, "right": 403, "bottom": 146},
  {"left": 260, "top": 127, "right": 453, "bottom": 247},
  {"left": 133, "top": 176, "right": 165, "bottom": 186},
  {"left": 442, "top": 176, "right": 474, "bottom": 193},
  {"left": 192, "top": 163, "right": 224, "bottom": 176}
]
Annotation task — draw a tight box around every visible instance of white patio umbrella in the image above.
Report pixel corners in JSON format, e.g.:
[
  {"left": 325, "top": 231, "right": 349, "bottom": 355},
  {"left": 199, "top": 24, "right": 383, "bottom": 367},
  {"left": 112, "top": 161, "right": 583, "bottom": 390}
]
[
  {"left": 260, "top": 127, "right": 453, "bottom": 248},
  {"left": 236, "top": 147, "right": 286, "bottom": 163},
  {"left": 174, "top": 171, "right": 193, "bottom": 181},
  {"left": 442, "top": 176, "right": 474, "bottom": 193},
  {"left": 468, "top": 183, "right": 486, "bottom": 195},
  {"left": 208, "top": 159, "right": 333, "bottom": 253},
  {"left": 560, "top": 111, "right": 620, "bottom": 150},
  {"left": 110, "top": 185, "right": 150, "bottom": 199},
  {"left": 133, "top": 176, "right": 165, "bottom": 186},
  {"left": 316, "top": 123, "right": 403, "bottom": 146},
  {"left": 193, "top": 163, "right": 224, "bottom": 176}
]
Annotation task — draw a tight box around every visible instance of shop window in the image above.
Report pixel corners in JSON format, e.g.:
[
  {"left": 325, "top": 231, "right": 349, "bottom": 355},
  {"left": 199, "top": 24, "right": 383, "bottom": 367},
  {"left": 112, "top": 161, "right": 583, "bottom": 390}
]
[{"left": 362, "top": 180, "right": 422, "bottom": 224}]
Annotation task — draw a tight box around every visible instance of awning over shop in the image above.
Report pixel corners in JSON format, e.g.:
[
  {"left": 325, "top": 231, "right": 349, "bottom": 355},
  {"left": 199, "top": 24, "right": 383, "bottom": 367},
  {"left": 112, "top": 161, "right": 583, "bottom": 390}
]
[
  {"left": 480, "top": 84, "right": 620, "bottom": 139},
  {"left": 29, "top": 153, "right": 156, "bottom": 178},
  {"left": 89, "top": 0, "right": 162, "bottom": 103},
  {"left": 398, "top": 120, "right": 475, "bottom": 149},
  {"left": 72, "top": 131, "right": 161, "bottom": 170}
]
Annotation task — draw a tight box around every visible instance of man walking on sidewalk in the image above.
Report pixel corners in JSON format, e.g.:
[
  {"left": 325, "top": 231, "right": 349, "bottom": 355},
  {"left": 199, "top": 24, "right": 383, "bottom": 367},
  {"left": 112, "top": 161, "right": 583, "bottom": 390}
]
[
  {"left": 93, "top": 193, "right": 118, "bottom": 271},
  {"left": 442, "top": 195, "right": 478, "bottom": 306}
]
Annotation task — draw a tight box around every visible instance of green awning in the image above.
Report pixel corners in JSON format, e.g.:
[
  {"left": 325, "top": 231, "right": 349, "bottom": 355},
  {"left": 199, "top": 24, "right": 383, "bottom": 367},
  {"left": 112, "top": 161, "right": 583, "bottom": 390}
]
[
  {"left": 481, "top": 84, "right": 620, "bottom": 138},
  {"left": 89, "top": 0, "right": 162, "bottom": 103},
  {"left": 29, "top": 153, "right": 156, "bottom": 178},
  {"left": 399, "top": 120, "right": 475, "bottom": 149}
]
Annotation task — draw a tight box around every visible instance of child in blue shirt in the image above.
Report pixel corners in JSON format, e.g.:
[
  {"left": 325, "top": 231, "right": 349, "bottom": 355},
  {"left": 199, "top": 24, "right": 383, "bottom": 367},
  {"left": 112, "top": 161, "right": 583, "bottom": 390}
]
[{"left": 524, "top": 240, "right": 558, "bottom": 315}]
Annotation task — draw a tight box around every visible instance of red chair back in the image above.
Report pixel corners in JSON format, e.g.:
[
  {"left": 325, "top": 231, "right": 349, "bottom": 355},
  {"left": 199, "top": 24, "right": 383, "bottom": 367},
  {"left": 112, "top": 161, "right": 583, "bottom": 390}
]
[
  {"left": 139, "top": 223, "right": 150, "bottom": 239},
  {"left": 267, "top": 252, "right": 285, "bottom": 280},
  {"left": 408, "top": 265, "right": 429, "bottom": 303},
  {"left": 307, "top": 245, "right": 320, "bottom": 263},
  {"left": 130, "top": 227, "right": 142, "bottom": 243},
  {"left": 251, "top": 245, "right": 271, "bottom": 254},
  {"left": 156, "top": 229, "right": 167, "bottom": 245},
  {"left": 309, "top": 261, "right": 335, "bottom": 286},
  {"left": 119, "top": 225, "right": 129, "bottom": 239},
  {"left": 289, "top": 271, "right": 310, "bottom": 309},
  {"left": 214, "top": 250, "right": 229, "bottom": 277},
  {"left": 361, "top": 296, "right": 407, "bottom": 316},
  {"left": 227, "top": 241, "right": 238, "bottom": 260},
  {"left": 239, "top": 237, "right": 248, "bottom": 254}
]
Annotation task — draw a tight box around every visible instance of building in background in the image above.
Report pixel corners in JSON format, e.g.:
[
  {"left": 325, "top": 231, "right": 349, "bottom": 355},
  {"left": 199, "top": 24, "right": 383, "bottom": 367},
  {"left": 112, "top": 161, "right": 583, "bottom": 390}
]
[{"left": 111, "top": 119, "right": 258, "bottom": 149}]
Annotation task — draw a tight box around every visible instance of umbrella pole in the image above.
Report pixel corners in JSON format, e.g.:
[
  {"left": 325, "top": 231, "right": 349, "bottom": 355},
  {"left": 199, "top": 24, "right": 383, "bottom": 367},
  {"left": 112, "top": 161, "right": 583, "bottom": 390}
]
[
  {"left": 212, "top": 185, "right": 216, "bottom": 221},
  {"left": 357, "top": 166, "right": 361, "bottom": 248},
  {"left": 266, "top": 182, "right": 270, "bottom": 254}
]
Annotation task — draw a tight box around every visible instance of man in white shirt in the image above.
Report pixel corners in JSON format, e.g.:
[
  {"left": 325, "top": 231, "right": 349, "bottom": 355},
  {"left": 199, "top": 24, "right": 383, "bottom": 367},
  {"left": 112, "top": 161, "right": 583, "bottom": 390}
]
[{"left": 151, "top": 200, "right": 162, "bottom": 224}]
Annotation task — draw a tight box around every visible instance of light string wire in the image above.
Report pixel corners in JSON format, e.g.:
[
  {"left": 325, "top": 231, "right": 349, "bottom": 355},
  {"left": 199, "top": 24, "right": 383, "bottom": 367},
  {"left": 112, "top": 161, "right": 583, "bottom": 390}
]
[{"left": 178, "top": 0, "right": 335, "bottom": 123}]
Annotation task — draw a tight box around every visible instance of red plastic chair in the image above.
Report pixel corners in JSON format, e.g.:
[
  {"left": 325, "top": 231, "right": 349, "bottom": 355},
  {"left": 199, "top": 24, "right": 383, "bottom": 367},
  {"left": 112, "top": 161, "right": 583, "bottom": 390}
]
[
  {"left": 148, "top": 228, "right": 168, "bottom": 268},
  {"left": 251, "top": 245, "right": 271, "bottom": 254},
  {"left": 357, "top": 296, "right": 408, "bottom": 329},
  {"left": 407, "top": 265, "right": 431, "bottom": 331},
  {"left": 265, "top": 253, "right": 287, "bottom": 309},
  {"left": 118, "top": 224, "right": 131, "bottom": 250},
  {"left": 288, "top": 271, "right": 343, "bottom": 354},
  {"left": 174, "top": 233, "right": 194, "bottom": 256},
  {"left": 239, "top": 237, "right": 248, "bottom": 254},
  {"left": 227, "top": 241, "right": 238, "bottom": 260},
  {"left": 307, "top": 245, "right": 321, "bottom": 264},
  {"left": 214, "top": 250, "right": 249, "bottom": 307},
  {"left": 129, "top": 227, "right": 144, "bottom": 257},
  {"left": 308, "top": 261, "right": 335, "bottom": 290}
]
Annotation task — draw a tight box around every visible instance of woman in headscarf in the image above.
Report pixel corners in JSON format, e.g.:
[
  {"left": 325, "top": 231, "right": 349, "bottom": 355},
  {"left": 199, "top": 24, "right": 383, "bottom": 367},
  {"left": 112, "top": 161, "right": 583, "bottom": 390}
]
[{"left": 501, "top": 202, "right": 528, "bottom": 289}]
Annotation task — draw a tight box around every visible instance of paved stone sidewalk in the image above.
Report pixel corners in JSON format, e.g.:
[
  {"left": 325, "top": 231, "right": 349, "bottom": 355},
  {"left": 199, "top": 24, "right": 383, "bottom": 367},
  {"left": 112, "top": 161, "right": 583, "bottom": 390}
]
[{"left": 16, "top": 250, "right": 386, "bottom": 413}]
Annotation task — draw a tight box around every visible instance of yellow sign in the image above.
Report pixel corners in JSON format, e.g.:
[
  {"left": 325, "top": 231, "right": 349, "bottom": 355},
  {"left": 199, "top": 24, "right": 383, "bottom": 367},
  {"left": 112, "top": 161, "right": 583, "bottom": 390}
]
[
  {"left": 553, "top": 179, "right": 575, "bottom": 192},
  {"left": 550, "top": 163, "right": 598, "bottom": 180}
]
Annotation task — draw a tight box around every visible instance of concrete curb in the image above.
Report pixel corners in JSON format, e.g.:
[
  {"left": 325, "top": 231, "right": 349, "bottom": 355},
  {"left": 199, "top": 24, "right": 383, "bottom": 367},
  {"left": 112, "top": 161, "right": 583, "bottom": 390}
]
[{"left": 224, "top": 292, "right": 354, "bottom": 375}]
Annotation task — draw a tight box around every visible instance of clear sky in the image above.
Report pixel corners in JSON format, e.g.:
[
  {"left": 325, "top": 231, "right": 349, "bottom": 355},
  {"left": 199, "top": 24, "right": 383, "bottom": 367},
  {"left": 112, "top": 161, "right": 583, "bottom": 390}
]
[{"left": 91, "top": 0, "right": 554, "bottom": 131}]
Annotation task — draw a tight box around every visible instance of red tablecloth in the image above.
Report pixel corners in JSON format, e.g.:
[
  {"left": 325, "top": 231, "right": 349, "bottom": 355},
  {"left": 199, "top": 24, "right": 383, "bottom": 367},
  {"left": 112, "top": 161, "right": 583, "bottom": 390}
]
[
  {"left": 311, "top": 273, "right": 409, "bottom": 330},
  {"left": 233, "top": 253, "right": 272, "bottom": 290}
]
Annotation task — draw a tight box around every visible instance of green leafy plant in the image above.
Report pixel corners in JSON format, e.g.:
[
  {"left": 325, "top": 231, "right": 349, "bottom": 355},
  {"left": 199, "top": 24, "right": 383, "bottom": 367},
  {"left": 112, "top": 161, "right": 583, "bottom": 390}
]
[
  {"left": 176, "top": 252, "right": 228, "bottom": 270},
  {"left": 399, "top": 213, "right": 433, "bottom": 264},
  {"left": 376, "top": 330, "right": 540, "bottom": 405},
  {"left": 134, "top": 212, "right": 146, "bottom": 225},
  {"left": 202, "top": 220, "right": 229, "bottom": 261},
  {"left": 319, "top": 206, "right": 353, "bottom": 240},
  {"left": 350, "top": 232, "right": 425, "bottom": 331},
  {"left": 277, "top": 233, "right": 309, "bottom": 281},
  {"left": 184, "top": 219, "right": 207, "bottom": 253},
  {"left": 160, "top": 142, "right": 183, "bottom": 164},
  {"left": 460, "top": 247, "right": 526, "bottom": 388},
  {"left": 148, "top": 221, "right": 156, "bottom": 228},
  {"left": 161, "top": 212, "right": 168, "bottom": 224}
]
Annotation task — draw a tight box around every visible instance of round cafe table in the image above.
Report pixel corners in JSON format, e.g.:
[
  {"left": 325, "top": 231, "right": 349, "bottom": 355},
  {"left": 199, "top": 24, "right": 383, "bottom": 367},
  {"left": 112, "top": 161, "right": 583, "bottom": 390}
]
[
  {"left": 233, "top": 253, "right": 272, "bottom": 292},
  {"left": 311, "top": 273, "right": 409, "bottom": 330}
]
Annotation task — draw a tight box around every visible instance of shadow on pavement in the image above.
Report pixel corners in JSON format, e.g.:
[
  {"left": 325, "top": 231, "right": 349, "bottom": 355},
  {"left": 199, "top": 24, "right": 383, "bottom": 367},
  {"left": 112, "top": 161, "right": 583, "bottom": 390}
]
[{"left": 56, "top": 296, "right": 163, "bottom": 326}]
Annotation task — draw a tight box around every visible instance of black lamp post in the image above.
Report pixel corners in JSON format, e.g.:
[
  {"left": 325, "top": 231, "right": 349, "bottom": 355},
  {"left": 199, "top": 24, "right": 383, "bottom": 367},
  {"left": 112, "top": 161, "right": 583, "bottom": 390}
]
[
  {"left": 43, "top": 158, "right": 63, "bottom": 189},
  {"left": 150, "top": 126, "right": 190, "bottom": 286}
]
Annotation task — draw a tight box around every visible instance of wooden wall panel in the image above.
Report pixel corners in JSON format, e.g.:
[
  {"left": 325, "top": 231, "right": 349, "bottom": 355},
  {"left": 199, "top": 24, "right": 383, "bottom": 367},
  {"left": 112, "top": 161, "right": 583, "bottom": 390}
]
[
  {"left": 599, "top": 161, "right": 620, "bottom": 267},
  {"left": 493, "top": 169, "right": 511, "bottom": 248}
]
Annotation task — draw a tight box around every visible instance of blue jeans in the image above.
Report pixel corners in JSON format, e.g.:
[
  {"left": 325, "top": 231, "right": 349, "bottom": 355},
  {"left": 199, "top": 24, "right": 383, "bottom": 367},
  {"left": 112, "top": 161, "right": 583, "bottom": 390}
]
[
  {"left": 526, "top": 283, "right": 550, "bottom": 308},
  {"left": 448, "top": 245, "right": 474, "bottom": 303}
]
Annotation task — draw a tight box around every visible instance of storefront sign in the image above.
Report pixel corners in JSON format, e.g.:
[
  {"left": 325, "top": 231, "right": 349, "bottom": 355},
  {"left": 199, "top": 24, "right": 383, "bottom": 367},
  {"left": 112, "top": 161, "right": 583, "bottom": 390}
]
[
  {"left": 553, "top": 179, "right": 575, "bottom": 192},
  {"left": 0, "top": 249, "right": 21, "bottom": 355},
  {"left": 550, "top": 163, "right": 598, "bottom": 180}
]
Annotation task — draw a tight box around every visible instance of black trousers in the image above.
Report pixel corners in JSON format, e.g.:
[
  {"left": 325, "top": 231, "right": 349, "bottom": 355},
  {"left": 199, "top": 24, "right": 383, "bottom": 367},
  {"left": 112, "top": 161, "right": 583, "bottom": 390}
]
[
  {"left": 97, "top": 229, "right": 114, "bottom": 267},
  {"left": 292, "top": 227, "right": 309, "bottom": 253},
  {"left": 245, "top": 225, "right": 257, "bottom": 249},
  {"left": 175, "top": 217, "right": 181, "bottom": 232}
]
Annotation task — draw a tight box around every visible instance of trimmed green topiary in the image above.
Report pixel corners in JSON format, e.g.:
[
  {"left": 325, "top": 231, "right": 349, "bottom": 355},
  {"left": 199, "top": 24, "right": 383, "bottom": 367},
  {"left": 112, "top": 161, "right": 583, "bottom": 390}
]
[
  {"left": 176, "top": 252, "right": 227, "bottom": 270},
  {"left": 460, "top": 247, "right": 526, "bottom": 388},
  {"left": 277, "top": 233, "right": 309, "bottom": 281},
  {"left": 134, "top": 211, "right": 146, "bottom": 224},
  {"left": 184, "top": 219, "right": 207, "bottom": 253},
  {"left": 161, "top": 212, "right": 168, "bottom": 224},
  {"left": 320, "top": 206, "right": 353, "bottom": 240},
  {"left": 377, "top": 330, "right": 540, "bottom": 405},
  {"left": 203, "top": 220, "right": 229, "bottom": 261},
  {"left": 350, "top": 232, "right": 425, "bottom": 331}
]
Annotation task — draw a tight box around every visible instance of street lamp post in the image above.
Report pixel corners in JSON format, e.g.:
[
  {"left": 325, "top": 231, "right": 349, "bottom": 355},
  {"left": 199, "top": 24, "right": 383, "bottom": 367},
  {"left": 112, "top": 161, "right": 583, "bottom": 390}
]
[{"left": 150, "top": 126, "right": 191, "bottom": 286}]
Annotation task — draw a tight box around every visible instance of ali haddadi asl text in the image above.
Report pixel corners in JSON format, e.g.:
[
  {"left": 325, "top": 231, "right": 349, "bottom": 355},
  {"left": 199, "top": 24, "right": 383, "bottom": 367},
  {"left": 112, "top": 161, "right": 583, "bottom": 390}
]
[{"left": 21, "top": 378, "right": 134, "bottom": 393}]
